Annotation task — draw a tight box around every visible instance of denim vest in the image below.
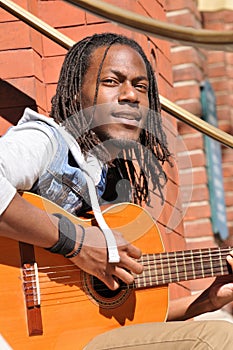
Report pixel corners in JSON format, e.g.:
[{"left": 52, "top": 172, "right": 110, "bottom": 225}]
[{"left": 29, "top": 120, "right": 107, "bottom": 216}]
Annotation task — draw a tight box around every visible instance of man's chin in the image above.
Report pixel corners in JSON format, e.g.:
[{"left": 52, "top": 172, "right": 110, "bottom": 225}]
[{"left": 103, "top": 138, "right": 138, "bottom": 150}]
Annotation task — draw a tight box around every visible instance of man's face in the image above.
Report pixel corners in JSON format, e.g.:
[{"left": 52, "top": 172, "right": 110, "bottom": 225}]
[{"left": 80, "top": 44, "right": 150, "bottom": 153}]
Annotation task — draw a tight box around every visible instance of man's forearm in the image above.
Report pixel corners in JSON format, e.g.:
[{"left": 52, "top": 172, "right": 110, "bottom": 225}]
[
  {"left": 0, "top": 192, "right": 59, "bottom": 248},
  {"left": 167, "top": 289, "right": 214, "bottom": 321}
]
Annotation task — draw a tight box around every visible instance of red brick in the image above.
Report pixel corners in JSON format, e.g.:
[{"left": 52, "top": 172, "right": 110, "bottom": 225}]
[
  {"left": 173, "top": 83, "right": 200, "bottom": 101},
  {"left": 224, "top": 178, "right": 233, "bottom": 191},
  {"left": 171, "top": 47, "right": 205, "bottom": 67},
  {"left": 0, "top": 21, "right": 30, "bottom": 51},
  {"left": 0, "top": 49, "right": 34, "bottom": 79},
  {"left": 178, "top": 121, "right": 201, "bottom": 136},
  {"left": 217, "top": 106, "right": 232, "bottom": 120},
  {"left": 209, "top": 78, "right": 230, "bottom": 92},
  {"left": 207, "top": 51, "right": 225, "bottom": 64},
  {"left": 41, "top": 34, "right": 70, "bottom": 58},
  {"left": 6, "top": 77, "right": 37, "bottom": 102},
  {"left": 137, "top": 0, "right": 166, "bottom": 21},
  {"left": 176, "top": 99, "right": 202, "bottom": 116},
  {"left": 177, "top": 132, "right": 203, "bottom": 151},
  {"left": 42, "top": 56, "right": 64, "bottom": 84},
  {"left": 184, "top": 218, "right": 212, "bottom": 237},
  {"left": 173, "top": 64, "right": 203, "bottom": 83},
  {"left": 218, "top": 120, "right": 232, "bottom": 134},
  {"left": 0, "top": 0, "right": 27, "bottom": 22},
  {"left": 223, "top": 148, "right": 233, "bottom": 163},
  {"left": 178, "top": 150, "right": 206, "bottom": 169},
  {"left": 184, "top": 203, "right": 211, "bottom": 221},
  {"left": 180, "top": 167, "right": 207, "bottom": 187},
  {"left": 158, "top": 76, "right": 173, "bottom": 98},
  {"left": 34, "top": 79, "right": 47, "bottom": 112},
  {"left": 38, "top": 0, "right": 85, "bottom": 28},
  {"left": 166, "top": 0, "right": 197, "bottom": 13},
  {"left": 223, "top": 164, "right": 233, "bottom": 177},
  {"left": 226, "top": 208, "right": 233, "bottom": 222},
  {"left": 85, "top": 0, "right": 137, "bottom": 24},
  {"left": 156, "top": 51, "right": 173, "bottom": 86},
  {"left": 168, "top": 11, "right": 200, "bottom": 28},
  {"left": 45, "top": 83, "right": 57, "bottom": 113},
  {"left": 189, "top": 185, "right": 209, "bottom": 202},
  {"left": 226, "top": 52, "right": 233, "bottom": 65},
  {"left": 162, "top": 229, "right": 186, "bottom": 253},
  {"left": 225, "top": 192, "right": 233, "bottom": 207},
  {"left": 185, "top": 239, "right": 216, "bottom": 250},
  {"left": 228, "top": 226, "right": 233, "bottom": 237},
  {"left": 29, "top": 29, "right": 44, "bottom": 57},
  {"left": 207, "top": 63, "right": 227, "bottom": 78},
  {"left": 163, "top": 178, "right": 180, "bottom": 206},
  {"left": 215, "top": 92, "right": 231, "bottom": 106},
  {"left": 202, "top": 11, "right": 230, "bottom": 23}
]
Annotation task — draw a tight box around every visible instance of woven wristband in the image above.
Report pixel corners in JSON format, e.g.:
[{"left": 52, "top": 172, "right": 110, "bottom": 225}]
[
  {"left": 45, "top": 213, "right": 76, "bottom": 256},
  {"left": 65, "top": 225, "right": 85, "bottom": 258}
]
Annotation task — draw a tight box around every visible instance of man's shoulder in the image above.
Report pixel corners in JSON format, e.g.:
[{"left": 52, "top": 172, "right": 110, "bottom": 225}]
[{"left": 18, "top": 108, "right": 56, "bottom": 127}]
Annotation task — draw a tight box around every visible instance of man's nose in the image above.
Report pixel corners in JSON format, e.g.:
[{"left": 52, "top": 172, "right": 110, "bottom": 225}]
[{"left": 118, "top": 82, "right": 139, "bottom": 103}]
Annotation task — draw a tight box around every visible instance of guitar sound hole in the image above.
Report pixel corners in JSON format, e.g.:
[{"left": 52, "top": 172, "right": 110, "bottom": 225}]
[
  {"left": 92, "top": 276, "right": 126, "bottom": 298},
  {"left": 82, "top": 271, "right": 132, "bottom": 308}
]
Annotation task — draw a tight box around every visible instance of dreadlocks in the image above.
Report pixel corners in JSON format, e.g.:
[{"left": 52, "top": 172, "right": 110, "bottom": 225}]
[{"left": 50, "top": 32, "right": 172, "bottom": 205}]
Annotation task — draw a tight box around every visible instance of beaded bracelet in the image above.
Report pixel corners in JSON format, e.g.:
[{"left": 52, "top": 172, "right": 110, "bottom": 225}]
[{"left": 65, "top": 225, "right": 85, "bottom": 258}]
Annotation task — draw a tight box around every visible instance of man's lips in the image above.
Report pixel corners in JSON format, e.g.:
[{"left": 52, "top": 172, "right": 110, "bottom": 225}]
[
  {"left": 111, "top": 111, "right": 142, "bottom": 126},
  {"left": 112, "top": 111, "right": 141, "bottom": 120}
]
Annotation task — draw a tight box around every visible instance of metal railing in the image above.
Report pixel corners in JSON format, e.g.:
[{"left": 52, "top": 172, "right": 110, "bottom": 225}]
[
  {"left": 65, "top": 0, "right": 233, "bottom": 51},
  {"left": 1, "top": 0, "right": 233, "bottom": 148}
]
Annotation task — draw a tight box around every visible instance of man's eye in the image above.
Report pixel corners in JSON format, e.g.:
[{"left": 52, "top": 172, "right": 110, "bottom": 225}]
[
  {"left": 102, "top": 78, "right": 118, "bottom": 85},
  {"left": 136, "top": 84, "right": 148, "bottom": 92}
]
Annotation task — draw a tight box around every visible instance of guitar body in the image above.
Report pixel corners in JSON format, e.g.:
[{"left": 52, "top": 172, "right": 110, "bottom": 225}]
[{"left": 0, "top": 193, "right": 168, "bottom": 350}]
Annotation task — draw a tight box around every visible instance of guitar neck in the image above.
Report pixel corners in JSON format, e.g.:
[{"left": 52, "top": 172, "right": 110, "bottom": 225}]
[{"left": 134, "top": 247, "right": 232, "bottom": 288}]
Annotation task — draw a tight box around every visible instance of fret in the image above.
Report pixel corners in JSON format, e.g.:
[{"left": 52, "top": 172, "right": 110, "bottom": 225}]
[
  {"left": 137, "top": 255, "right": 146, "bottom": 288},
  {"left": 176, "top": 251, "right": 186, "bottom": 281},
  {"left": 147, "top": 258, "right": 152, "bottom": 286},
  {"left": 199, "top": 249, "right": 205, "bottom": 278},
  {"left": 190, "top": 250, "right": 196, "bottom": 280},
  {"left": 174, "top": 251, "right": 180, "bottom": 282},
  {"left": 166, "top": 251, "right": 172, "bottom": 283},
  {"left": 153, "top": 254, "right": 159, "bottom": 286},
  {"left": 208, "top": 248, "right": 214, "bottom": 277},
  {"left": 182, "top": 250, "right": 187, "bottom": 280},
  {"left": 142, "top": 254, "right": 147, "bottom": 287},
  {"left": 160, "top": 253, "right": 167, "bottom": 284},
  {"left": 218, "top": 247, "right": 224, "bottom": 275}
]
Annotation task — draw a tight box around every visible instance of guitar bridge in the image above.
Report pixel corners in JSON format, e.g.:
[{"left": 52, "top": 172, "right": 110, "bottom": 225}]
[
  {"left": 22, "top": 262, "right": 41, "bottom": 309},
  {"left": 19, "top": 242, "right": 43, "bottom": 336}
]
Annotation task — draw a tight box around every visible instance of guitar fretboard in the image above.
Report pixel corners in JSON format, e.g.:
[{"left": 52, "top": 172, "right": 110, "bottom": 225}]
[{"left": 134, "top": 247, "right": 232, "bottom": 288}]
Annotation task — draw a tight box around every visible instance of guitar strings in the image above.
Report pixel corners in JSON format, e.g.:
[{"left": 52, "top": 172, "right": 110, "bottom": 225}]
[{"left": 22, "top": 247, "right": 232, "bottom": 303}]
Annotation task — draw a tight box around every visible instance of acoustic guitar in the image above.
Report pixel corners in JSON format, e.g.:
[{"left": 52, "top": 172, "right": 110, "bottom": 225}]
[{"left": 0, "top": 192, "right": 231, "bottom": 349}]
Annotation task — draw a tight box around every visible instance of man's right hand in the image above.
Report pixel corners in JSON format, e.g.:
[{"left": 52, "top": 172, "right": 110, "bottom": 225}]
[{"left": 70, "top": 226, "right": 143, "bottom": 290}]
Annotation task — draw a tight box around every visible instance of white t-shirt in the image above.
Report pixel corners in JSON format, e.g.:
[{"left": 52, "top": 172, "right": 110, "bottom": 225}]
[{"left": 0, "top": 109, "right": 57, "bottom": 215}]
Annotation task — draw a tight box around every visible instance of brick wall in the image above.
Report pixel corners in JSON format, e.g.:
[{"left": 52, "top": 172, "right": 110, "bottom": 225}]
[
  {"left": 202, "top": 10, "right": 233, "bottom": 240},
  {"left": 165, "top": 0, "right": 233, "bottom": 296},
  {"left": 165, "top": 0, "right": 212, "bottom": 294}
]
